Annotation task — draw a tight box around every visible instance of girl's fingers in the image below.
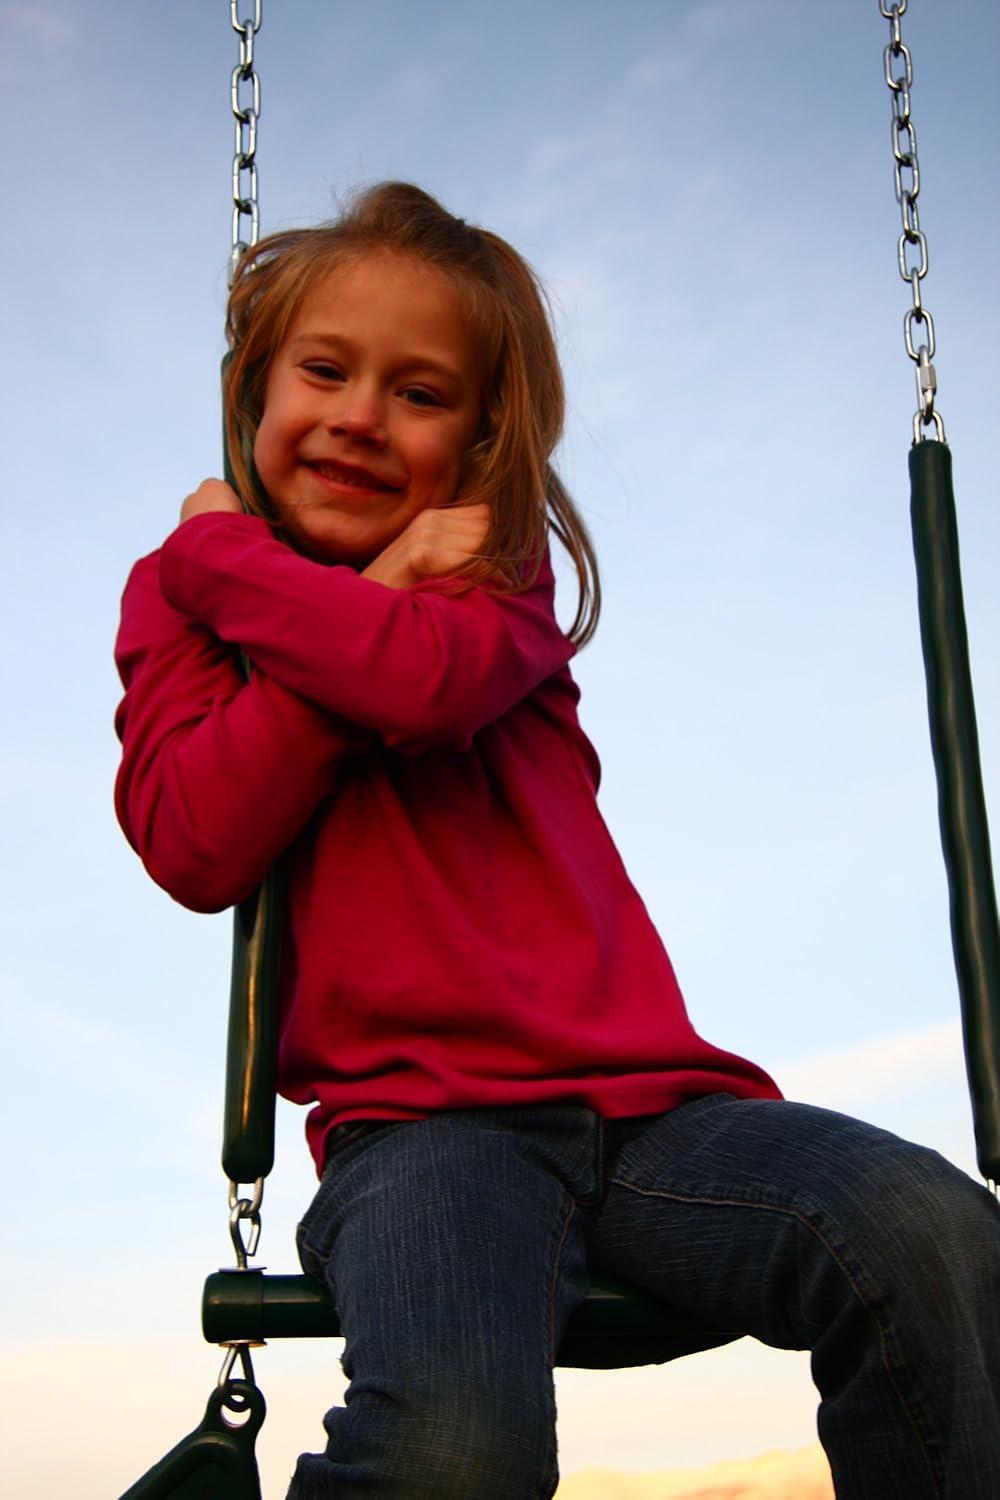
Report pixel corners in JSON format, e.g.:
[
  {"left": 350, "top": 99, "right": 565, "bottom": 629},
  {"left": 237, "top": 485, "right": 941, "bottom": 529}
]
[
  {"left": 361, "top": 506, "right": 494, "bottom": 589},
  {"left": 409, "top": 508, "right": 490, "bottom": 573},
  {"left": 180, "top": 479, "right": 244, "bottom": 524}
]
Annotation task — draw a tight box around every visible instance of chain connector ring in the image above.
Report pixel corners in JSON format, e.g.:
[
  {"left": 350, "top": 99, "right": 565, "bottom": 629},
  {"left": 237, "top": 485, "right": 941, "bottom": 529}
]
[
  {"left": 913, "top": 409, "right": 946, "bottom": 445},
  {"left": 227, "top": 1178, "right": 264, "bottom": 1269},
  {"left": 217, "top": 1342, "right": 264, "bottom": 1412}
]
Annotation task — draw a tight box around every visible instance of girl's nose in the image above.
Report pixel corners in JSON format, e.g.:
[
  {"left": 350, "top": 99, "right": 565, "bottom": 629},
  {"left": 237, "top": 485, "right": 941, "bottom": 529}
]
[{"left": 329, "top": 388, "right": 387, "bottom": 447}]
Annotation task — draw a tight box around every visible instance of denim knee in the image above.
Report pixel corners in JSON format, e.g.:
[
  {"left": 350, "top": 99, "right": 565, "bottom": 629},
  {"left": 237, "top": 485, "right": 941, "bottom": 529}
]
[{"left": 815, "top": 1134, "right": 998, "bottom": 1277}]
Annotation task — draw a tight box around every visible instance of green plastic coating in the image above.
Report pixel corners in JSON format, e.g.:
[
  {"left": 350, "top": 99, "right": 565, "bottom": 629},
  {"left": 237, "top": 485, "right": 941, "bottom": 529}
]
[
  {"left": 222, "top": 876, "right": 282, "bottom": 1184},
  {"left": 909, "top": 441, "right": 1000, "bottom": 1180},
  {"left": 202, "top": 1269, "right": 737, "bottom": 1370}
]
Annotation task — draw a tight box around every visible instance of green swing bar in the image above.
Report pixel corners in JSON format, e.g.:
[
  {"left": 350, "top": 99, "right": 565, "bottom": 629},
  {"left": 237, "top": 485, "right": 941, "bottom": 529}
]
[
  {"left": 119, "top": 4, "right": 999, "bottom": 1495},
  {"left": 909, "top": 439, "right": 1000, "bottom": 1179}
]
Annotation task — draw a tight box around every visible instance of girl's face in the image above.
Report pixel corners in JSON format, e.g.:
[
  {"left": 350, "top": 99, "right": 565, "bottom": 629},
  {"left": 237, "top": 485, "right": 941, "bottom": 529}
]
[{"left": 254, "top": 251, "right": 482, "bottom": 567}]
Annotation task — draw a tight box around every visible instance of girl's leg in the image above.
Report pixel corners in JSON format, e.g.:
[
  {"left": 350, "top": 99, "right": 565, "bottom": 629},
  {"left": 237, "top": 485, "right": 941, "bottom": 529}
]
[
  {"left": 287, "top": 1109, "right": 594, "bottom": 1500},
  {"left": 593, "top": 1095, "right": 1000, "bottom": 1500}
]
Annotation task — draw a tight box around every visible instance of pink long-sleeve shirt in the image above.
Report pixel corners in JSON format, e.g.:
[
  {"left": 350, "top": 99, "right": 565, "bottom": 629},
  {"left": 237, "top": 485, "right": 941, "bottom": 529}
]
[{"left": 115, "top": 512, "right": 779, "bottom": 1173}]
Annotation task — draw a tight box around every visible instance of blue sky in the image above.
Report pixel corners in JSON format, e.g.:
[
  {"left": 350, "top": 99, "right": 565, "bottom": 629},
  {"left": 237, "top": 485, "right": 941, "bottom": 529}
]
[{"left": 2, "top": 2, "right": 997, "bottom": 1494}]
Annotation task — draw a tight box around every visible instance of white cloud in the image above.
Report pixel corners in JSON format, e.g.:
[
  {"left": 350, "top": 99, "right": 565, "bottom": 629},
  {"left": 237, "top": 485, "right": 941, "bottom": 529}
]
[{"left": 775, "top": 1019, "right": 964, "bottom": 1111}]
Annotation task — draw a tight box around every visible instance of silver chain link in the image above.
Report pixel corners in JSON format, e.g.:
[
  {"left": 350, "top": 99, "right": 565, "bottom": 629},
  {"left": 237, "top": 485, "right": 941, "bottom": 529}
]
[
  {"left": 217, "top": 1341, "right": 261, "bottom": 1411},
  {"left": 230, "top": 1, "right": 262, "bottom": 285},
  {"left": 880, "top": 0, "right": 945, "bottom": 444},
  {"left": 227, "top": 1176, "right": 265, "bottom": 1269}
]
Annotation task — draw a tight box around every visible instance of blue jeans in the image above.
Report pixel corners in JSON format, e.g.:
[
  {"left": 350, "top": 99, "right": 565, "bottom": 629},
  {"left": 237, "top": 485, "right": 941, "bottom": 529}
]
[{"left": 288, "top": 1097, "right": 1000, "bottom": 1499}]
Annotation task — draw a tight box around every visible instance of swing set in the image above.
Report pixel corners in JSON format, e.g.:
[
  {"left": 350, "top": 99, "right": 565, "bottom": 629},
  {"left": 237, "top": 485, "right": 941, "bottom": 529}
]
[{"left": 120, "top": 4, "right": 1000, "bottom": 1494}]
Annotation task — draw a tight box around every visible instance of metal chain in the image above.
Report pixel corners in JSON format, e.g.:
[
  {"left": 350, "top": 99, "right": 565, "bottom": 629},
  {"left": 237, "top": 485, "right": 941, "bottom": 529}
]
[
  {"left": 879, "top": 0, "right": 945, "bottom": 444},
  {"left": 230, "top": 1, "right": 262, "bottom": 285},
  {"left": 227, "top": 1176, "right": 265, "bottom": 1269}
]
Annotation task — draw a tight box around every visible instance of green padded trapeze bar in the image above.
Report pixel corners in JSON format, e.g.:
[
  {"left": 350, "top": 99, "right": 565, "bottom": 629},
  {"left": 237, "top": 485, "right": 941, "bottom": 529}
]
[
  {"left": 202, "top": 1269, "right": 738, "bottom": 1371},
  {"left": 910, "top": 440, "right": 1000, "bottom": 1180}
]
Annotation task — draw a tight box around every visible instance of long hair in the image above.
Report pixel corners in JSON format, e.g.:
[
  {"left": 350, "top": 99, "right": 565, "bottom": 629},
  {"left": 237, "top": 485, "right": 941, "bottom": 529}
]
[{"left": 224, "top": 182, "right": 600, "bottom": 646}]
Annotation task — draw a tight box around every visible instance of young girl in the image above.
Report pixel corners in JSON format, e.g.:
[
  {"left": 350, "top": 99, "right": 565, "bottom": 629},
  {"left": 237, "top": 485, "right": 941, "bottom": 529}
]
[{"left": 115, "top": 182, "right": 999, "bottom": 1500}]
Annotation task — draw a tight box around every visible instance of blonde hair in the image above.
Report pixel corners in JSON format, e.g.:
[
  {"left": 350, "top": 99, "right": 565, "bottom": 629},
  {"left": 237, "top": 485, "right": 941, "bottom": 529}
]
[{"left": 223, "top": 181, "right": 600, "bottom": 646}]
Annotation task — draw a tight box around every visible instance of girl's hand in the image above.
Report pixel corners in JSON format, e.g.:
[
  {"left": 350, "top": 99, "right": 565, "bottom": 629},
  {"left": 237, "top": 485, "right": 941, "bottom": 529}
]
[
  {"left": 361, "top": 504, "right": 492, "bottom": 590},
  {"left": 180, "top": 479, "right": 244, "bottom": 525}
]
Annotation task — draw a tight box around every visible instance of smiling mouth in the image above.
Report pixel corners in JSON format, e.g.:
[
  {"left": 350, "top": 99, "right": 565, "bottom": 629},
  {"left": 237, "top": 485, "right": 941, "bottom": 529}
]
[{"left": 307, "top": 459, "right": 400, "bottom": 492}]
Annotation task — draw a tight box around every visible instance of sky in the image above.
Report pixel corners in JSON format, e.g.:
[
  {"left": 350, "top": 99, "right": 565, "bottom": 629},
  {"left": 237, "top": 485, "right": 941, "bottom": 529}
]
[{"left": 1, "top": 1, "right": 998, "bottom": 1495}]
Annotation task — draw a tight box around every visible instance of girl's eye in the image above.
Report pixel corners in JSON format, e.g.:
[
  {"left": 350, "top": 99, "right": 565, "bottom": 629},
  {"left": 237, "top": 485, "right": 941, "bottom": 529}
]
[
  {"left": 304, "top": 361, "right": 344, "bottom": 382},
  {"left": 402, "top": 387, "right": 443, "bottom": 408}
]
